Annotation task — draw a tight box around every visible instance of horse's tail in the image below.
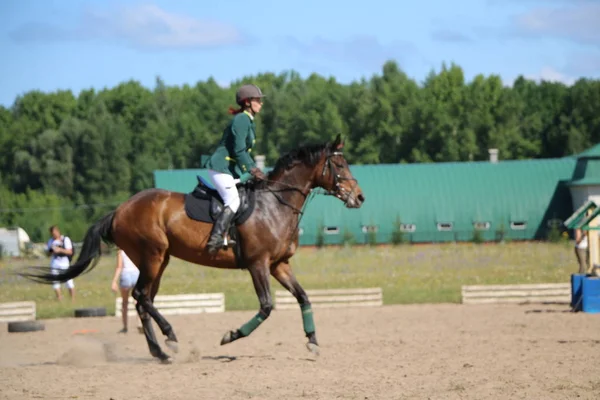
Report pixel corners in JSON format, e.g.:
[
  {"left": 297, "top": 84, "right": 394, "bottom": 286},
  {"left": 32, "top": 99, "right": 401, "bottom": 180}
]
[{"left": 20, "top": 210, "right": 116, "bottom": 284}]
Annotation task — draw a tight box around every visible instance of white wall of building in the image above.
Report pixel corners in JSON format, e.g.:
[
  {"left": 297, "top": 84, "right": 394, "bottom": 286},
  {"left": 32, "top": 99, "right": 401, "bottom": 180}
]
[{"left": 570, "top": 185, "right": 600, "bottom": 210}]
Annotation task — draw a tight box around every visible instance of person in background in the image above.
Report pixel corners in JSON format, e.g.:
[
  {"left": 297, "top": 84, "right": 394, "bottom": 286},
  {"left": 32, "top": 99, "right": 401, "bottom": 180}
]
[
  {"left": 574, "top": 228, "right": 589, "bottom": 275},
  {"left": 46, "top": 225, "right": 75, "bottom": 301},
  {"left": 111, "top": 248, "right": 140, "bottom": 333}
]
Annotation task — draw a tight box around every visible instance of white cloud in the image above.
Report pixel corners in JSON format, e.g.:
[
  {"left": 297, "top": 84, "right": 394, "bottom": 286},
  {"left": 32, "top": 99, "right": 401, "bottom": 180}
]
[
  {"left": 524, "top": 66, "right": 577, "bottom": 85},
  {"left": 10, "top": 3, "right": 245, "bottom": 50},
  {"left": 216, "top": 80, "right": 231, "bottom": 89},
  {"left": 511, "top": 2, "right": 600, "bottom": 46}
]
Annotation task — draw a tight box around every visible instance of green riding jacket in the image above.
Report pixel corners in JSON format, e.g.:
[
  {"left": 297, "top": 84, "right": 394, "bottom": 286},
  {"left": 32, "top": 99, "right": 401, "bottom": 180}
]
[{"left": 203, "top": 111, "right": 257, "bottom": 182}]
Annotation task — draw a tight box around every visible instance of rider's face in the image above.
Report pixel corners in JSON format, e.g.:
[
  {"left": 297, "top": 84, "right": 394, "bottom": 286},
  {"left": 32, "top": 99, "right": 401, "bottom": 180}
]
[{"left": 249, "top": 98, "right": 263, "bottom": 114}]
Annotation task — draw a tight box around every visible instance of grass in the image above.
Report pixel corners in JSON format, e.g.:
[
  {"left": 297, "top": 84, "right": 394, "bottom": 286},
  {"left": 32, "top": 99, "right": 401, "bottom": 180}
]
[{"left": 0, "top": 241, "right": 577, "bottom": 319}]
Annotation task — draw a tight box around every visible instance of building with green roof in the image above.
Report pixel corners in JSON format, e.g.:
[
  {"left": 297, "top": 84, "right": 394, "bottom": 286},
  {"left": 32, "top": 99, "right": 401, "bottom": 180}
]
[
  {"left": 568, "top": 143, "right": 600, "bottom": 210},
  {"left": 153, "top": 145, "right": 600, "bottom": 245}
]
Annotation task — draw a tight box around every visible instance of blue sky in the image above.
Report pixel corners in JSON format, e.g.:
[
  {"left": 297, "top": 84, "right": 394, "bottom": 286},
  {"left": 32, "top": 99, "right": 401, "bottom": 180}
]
[{"left": 1, "top": 0, "right": 599, "bottom": 107}]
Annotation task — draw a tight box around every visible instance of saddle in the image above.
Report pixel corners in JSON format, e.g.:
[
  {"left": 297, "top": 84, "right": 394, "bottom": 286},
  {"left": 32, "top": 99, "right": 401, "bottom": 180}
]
[{"left": 184, "top": 176, "right": 256, "bottom": 268}]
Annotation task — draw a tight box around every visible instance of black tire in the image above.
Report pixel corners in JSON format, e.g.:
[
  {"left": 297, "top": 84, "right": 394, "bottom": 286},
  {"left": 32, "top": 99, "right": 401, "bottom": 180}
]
[
  {"left": 74, "top": 307, "right": 107, "bottom": 318},
  {"left": 7, "top": 320, "right": 45, "bottom": 333}
]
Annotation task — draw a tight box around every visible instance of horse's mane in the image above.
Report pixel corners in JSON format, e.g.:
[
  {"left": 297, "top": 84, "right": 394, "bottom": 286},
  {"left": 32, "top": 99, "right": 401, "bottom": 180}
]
[{"left": 266, "top": 142, "right": 330, "bottom": 180}]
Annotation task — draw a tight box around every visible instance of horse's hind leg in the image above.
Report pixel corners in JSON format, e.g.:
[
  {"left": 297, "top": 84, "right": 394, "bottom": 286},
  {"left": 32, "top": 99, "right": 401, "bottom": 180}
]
[{"left": 271, "top": 261, "right": 319, "bottom": 355}]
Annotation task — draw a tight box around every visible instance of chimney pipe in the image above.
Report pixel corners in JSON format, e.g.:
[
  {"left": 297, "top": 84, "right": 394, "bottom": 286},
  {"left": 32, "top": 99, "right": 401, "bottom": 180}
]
[{"left": 488, "top": 148, "right": 498, "bottom": 163}]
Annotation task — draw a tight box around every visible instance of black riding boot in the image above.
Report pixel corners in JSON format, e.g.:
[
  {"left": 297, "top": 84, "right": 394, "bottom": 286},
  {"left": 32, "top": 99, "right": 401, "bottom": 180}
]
[{"left": 207, "top": 206, "right": 236, "bottom": 255}]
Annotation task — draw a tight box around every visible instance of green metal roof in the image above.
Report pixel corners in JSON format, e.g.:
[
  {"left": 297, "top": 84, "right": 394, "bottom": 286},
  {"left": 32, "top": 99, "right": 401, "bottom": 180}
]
[
  {"left": 154, "top": 156, "right": 577, "bottom": 244},
  {"left": 569, "top": 177, "right": 600, "bottom": 186},
  {"left": 577, "top": 143, "right": 600, "bottom": 159},
  {"left": 569, "top": 143, "right": 600, "bottom": 186}
]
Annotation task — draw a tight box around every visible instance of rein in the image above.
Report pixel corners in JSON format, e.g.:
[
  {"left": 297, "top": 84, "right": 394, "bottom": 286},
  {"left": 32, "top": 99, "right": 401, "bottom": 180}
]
[
  {"left": 250, "top": 150, "right": 355, "bottom": 243},
  {"left": 254, "top": 151, "right": 355, "bottom": 214},
  {"left": 254, "top": 178, "right": 308, "bottom": 216},
  {"left": 252, "top": 177, "right": 316, "bottom": 247}
]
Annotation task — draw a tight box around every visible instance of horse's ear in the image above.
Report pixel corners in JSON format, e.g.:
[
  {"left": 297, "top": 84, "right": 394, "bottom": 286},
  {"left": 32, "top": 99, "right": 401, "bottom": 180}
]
[{"left": 331, "top": 134, "right": 344, "bottom": 150}]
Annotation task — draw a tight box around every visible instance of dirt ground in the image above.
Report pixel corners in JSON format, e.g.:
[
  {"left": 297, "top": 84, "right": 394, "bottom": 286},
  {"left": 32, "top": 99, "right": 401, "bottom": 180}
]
[{"left": 1, "top": 303, "right": 599, "bottom": 400}]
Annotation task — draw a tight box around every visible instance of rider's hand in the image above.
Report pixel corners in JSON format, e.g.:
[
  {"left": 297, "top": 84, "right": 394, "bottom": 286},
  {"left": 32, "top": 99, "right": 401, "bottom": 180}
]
[{"left": 251, "top": 167, "right": 267, "bottom": 181}]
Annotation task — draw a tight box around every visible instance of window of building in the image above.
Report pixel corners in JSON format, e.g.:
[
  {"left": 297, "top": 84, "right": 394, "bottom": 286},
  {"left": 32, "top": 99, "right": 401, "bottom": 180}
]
[
  {"left": 437, "top": 222, "right": 453, "bottom": 231},
  {"left": 324, "top": 226, "right": 339, "bottom": 235},
  {"left": 361, "top": 225, "right": 379, "bottom": 233},
  {"left": 510, "top": 221, "right": 527, "bottom": 230},
  {"left": 400, "top": 224, "right": 416, "bottom": 232},
  {"left": 473, "top": 221, "right": 491, "bottom": 230}
]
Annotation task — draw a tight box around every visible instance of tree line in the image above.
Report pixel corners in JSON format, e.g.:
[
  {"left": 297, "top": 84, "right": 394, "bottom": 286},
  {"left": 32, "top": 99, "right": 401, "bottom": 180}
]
[{"left": 1, "top": 60, "right": 599, "bottom": 242}]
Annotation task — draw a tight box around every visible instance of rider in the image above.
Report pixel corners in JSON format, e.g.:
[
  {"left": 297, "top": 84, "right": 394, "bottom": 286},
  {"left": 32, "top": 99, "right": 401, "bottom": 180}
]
[{"left": 203, "top": 83, "right": 268, "bottom": 254}]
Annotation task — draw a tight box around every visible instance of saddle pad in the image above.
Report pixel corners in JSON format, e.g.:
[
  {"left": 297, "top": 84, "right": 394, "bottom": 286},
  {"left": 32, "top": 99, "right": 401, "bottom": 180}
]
[
  {"left": 183, "top": 194, "right": 214, "bottom": 223},
  {"left": 183, "top": 185, "right": 256, "bottom": 225}
]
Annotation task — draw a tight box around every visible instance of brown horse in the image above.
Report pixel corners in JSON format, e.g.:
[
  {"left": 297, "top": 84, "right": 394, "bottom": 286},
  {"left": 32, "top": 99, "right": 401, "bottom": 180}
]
[{"left": 21, "top": 134, "right": 365, "bottom": 363}]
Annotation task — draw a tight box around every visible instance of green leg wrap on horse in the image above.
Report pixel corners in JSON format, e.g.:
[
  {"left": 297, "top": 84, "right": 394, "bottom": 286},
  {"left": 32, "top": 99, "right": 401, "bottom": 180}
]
[
  {"left": 239, "top": 312, "right": 265, "bottom": 337},
  {"left": 301, "top": 304, "right": 315, "bottom": 334}
]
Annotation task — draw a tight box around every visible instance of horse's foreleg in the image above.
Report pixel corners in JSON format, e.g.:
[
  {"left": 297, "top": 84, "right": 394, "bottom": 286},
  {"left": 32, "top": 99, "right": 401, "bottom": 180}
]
[
  {"left": 271, "top": 261, "right": 319, "bottom": 355},
  {"left": 221, "top": 261, "right": 272, "bottom": 346},
  {"left": 133, "top": 254, "right": 177, "bottom": 363},
  {"left": 133, "top": 276, "right": 171, "bottom": 363},
  {"left": 148, "top": 253, "right": 179, "bottom": 353}
]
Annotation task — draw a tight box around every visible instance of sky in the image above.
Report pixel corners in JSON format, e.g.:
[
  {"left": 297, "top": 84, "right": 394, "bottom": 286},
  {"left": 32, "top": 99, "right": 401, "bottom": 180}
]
[{"left": 0, "top": 0, "right": 599, "bottom": 107}]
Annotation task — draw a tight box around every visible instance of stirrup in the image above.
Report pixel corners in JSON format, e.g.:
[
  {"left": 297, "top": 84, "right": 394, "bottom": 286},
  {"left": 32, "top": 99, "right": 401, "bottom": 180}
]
[{"left": 223, "top": 235, "right": 237, "bottom": 249}]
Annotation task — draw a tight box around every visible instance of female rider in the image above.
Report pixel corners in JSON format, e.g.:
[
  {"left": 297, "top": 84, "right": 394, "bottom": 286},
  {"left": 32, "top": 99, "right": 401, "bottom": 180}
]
[{"left": 203, "top": 84, "right": 267, "bottom": 254}]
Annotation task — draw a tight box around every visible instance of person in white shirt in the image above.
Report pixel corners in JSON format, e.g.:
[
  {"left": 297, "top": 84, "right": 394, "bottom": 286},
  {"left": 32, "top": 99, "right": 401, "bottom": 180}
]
[
  {"left": 46, "top": 225, "right": 75, "bottom": 301},
  {"left": 111, "top": 249, "right": 140, "bottom": 333},
  {"left": 574, "top": 228, "right": 589, "bottom": 274}
]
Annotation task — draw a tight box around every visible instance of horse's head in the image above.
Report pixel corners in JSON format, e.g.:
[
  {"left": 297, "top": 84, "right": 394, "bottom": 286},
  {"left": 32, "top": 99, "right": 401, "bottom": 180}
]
[
  {"left": 313, "top": 134, "right": 365, "bottom": 208},
  {"left": 264, "top": 134, "right": 365, "bottom": 208}
]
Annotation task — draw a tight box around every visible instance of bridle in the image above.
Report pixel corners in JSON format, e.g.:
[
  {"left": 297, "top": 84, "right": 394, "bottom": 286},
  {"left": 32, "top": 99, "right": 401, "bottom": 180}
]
[
  {"left": 256, "top": 150, "right": 358, "bottom": 209},
  {"left": 321, "top": 151, "right": 359, "bottom": 207},
  {"left": 253, "top": 149, "right": 359, "bottom": 245}
]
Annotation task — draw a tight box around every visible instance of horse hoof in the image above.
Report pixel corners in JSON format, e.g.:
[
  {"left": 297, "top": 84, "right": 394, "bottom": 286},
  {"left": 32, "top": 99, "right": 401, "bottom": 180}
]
[
  {"left": 165, "top": 339, "right": 179, "bottom": 353},
  {"left": 221, "top": 329, "right": 240, "bottom": 345},
  {"left": 160, "top": 356, "right": 173, "bottom": 365},
  {"left": 220, "top": 331, "right": 232, "bottom": 345},
  {"left": 306, "top": 342, "right": 320, "bottom": 356}
]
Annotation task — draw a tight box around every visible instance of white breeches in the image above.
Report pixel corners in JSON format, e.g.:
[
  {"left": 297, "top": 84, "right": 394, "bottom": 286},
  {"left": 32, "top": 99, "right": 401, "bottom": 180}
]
[{"left": 208, "top": 170, "right": 241, "bottom": 212}]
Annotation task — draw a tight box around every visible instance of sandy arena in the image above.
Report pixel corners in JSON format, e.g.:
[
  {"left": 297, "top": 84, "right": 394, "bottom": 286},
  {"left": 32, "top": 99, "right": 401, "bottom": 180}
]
[{"left": 1, "top": 303, "right": 599, "bottom": 400}]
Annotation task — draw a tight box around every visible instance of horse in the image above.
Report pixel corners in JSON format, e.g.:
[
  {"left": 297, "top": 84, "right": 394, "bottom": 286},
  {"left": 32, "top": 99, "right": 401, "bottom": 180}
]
[{"left": 20, "top": 134, "right": 365, "bottom": 363}]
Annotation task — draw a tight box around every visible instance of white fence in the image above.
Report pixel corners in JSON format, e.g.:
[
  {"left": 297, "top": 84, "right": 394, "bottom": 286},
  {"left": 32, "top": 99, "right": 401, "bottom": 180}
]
[
  {"left": 461, "top": 283, "right": 571, "bottom": 305},
  {"left": 0, "top": 301, "right": 36, "bottom": 322},
  {"left": 275, "top": 287, "right": 383, "bottom": 310},
  {"left": 115, "top": 293, "right": 225, "bottom": 317}
]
